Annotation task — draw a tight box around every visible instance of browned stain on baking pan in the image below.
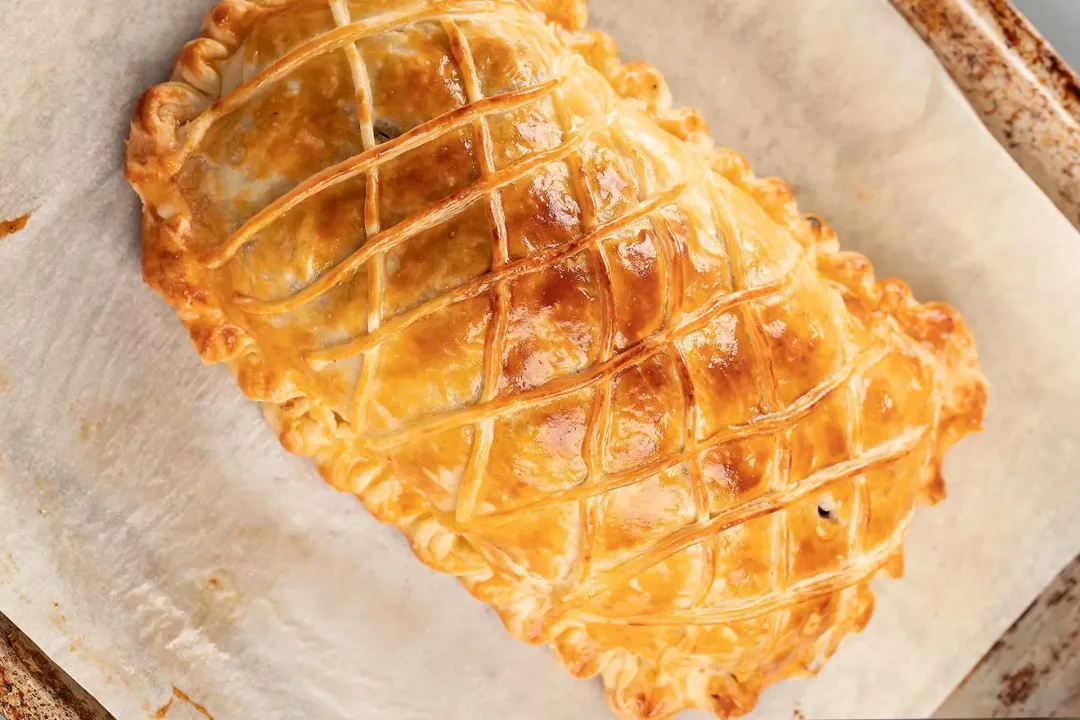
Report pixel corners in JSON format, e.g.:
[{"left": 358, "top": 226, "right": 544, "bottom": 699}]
[
  {"left": 998, "top": 662, "right": 1038, "bottom": 707},
  {"left": 934, "top": 553, "right": 1080, "bottom": 717}
]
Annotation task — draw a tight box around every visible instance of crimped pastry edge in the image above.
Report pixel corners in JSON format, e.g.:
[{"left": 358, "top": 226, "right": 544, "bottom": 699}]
[{"left": 124, "top": 1, "right": 989, "bottom": 718}]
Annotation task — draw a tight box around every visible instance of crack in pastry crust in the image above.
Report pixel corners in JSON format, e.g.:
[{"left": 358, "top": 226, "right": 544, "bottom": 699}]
[{"left": 126, "top": 1, "right": 988, "bottom": 717}]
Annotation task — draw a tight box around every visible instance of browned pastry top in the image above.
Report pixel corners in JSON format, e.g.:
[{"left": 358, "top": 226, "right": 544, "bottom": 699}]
[{"left": 126, "top": 1, "right": 988, "bottom": 717}]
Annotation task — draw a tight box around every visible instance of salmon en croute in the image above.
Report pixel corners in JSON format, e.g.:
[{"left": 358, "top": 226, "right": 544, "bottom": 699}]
[{"left": 125, "top": 1, "right": 988, "bottom": 717}]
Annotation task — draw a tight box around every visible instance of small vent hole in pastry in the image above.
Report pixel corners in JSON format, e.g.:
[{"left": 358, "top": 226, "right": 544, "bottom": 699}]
[
  {"left": 374, "top": 119, "right": 402, "bottom": 144},
  {"left": 817, "top": 495, "right": 838, "bottom": 522}
]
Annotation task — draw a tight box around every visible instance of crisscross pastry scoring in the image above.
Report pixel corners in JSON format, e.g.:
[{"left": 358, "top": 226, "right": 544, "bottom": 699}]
[{"left": 125, "top": 1, "right": 988, "bottom": 717}]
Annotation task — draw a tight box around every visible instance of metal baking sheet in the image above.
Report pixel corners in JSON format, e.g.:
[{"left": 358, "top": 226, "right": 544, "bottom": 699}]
[
  {"left": 2, "top": 1, "right": 1080, "bottom": 718},
  {"left": 891, "top": 0, "right": 1080, "bottom": 230}
]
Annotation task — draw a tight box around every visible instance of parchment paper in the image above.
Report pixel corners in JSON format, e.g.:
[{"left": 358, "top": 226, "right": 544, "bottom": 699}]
[{"left": 1, "top": 1, "right": 1079, "bottom": 718}]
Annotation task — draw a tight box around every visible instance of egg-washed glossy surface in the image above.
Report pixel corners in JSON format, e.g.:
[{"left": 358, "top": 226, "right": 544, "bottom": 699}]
[{"left": 125, "top": 1, "right": 988, "bottom": 717}]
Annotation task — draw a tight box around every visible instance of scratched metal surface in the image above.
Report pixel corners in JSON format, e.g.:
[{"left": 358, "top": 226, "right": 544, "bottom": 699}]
[
  {"left": 934, "top": 555, "right": 1080, "bottom": 718},
  {"left": 891, "top": 0, "right": 1080, "bottom": 231},
  {"left": 0, "top": 613, "right": 113, "bottom": 720},
  {"left": 1, "top": 0, "right": 1079, "bottom": 719}
]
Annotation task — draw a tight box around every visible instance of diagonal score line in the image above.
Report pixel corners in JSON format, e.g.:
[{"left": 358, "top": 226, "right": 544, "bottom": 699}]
[
  {"left": 823, "top": 284, "right": 874, "bottom": 651},
  {"left": 440, "top": 17, "right": 512, "bottom": 525},
  {"left": 306, "top": 182, "right": 690, "bottom": 366},
  {"left": 706, "top": 167, "right": 793, "bottom": 646},
  {"left": 548, "top": 86, "right": 606, "bottom": 591},
  {"left": 171, "top": 0, "right": 504, "bottom": 171},
  {"left": 234, "top": 131, "right": 593, "bottom": 315},
  {"left": 574, "top": 510, "right": 914, "bottom": 627},
  {"left": 607, "top": 124, "right": 718, "bottom": 607},
  {"left": 364, "top": 263, "right": 799, "bottom": 452},
  {"left": 573, "top": 244, "right": 613, "bottom": 586},
  {"left": 563, "top": 425, "right": 927, "bottom": 607},
  {"left": 605, "top": 126, "right": 687, "bottom": 327},
  {"left": 672, "top": 346, "right": 717, "bottom": 606},
  {"left": 329, "top": 0, "right": 386, "bottom": 431},
  {"left": 199, "top": 79, "right": 559, "bottom": 269},
  {"left": 469, "top": 344, "right": 888, "bottom": 527}
]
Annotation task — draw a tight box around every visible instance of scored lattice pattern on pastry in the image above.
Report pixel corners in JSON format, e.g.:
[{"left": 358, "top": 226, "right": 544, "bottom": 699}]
[{"left": 125, "top": 1, "right": 988, "bottom": 718}]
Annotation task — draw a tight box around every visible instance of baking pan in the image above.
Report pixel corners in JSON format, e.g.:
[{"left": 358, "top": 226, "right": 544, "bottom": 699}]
[
  {"left": 1, "top": 0, "right": 1078, "bottom": 717},
  {"left": 891, "top": 0, "right": 1080, "bottom": 229}
]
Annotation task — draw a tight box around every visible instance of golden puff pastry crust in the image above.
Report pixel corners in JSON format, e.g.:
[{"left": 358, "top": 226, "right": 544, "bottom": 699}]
[{"left": 125, "top": 1, "right": 988, "bottom": 717}]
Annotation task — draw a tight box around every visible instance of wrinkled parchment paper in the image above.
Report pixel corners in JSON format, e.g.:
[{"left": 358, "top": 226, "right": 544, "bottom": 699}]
[{"left": 2, "top": 1, "right": 1079, "bottom": 718}]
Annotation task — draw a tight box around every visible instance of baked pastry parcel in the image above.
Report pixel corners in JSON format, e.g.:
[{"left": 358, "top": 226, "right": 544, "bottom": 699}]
[{"left": 125, "top": 0, "right": 988, "bottom": 717}]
